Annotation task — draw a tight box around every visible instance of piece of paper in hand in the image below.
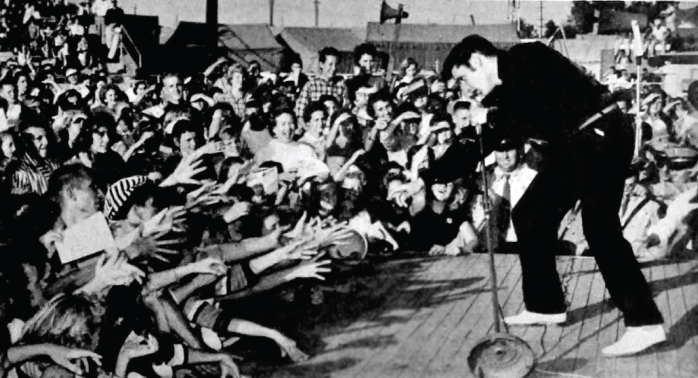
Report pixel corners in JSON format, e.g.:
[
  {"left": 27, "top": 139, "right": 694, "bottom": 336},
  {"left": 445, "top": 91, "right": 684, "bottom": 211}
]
[{"left": 55, "top": 212, "right": 117, "bottom": 264}]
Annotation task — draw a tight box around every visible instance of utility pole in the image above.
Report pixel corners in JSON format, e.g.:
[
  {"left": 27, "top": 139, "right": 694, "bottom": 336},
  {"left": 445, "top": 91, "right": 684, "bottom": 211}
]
[
  {"left": 314, "top": 0, "right": 319, "bottom": 27},
  {"left": 206, "top": 0, "right": 218, "bottom": 49},
  {"left": 269, "top": 0, "right": 274, "bottom": 26},
  {"left": 539, "top": 0, "right": 544, "bottom": 38}
]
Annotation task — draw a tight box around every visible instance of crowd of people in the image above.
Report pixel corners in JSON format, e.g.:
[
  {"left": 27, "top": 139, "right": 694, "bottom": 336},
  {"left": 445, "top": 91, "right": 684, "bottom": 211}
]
[{"left": 0, "top": 0, "right": 695, "bottom": 377}]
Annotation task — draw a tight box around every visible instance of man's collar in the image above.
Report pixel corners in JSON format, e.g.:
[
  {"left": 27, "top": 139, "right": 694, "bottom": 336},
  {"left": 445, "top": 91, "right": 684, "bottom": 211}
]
[{"left": 482, "top": 50, "right": 510, "bottom": 107}]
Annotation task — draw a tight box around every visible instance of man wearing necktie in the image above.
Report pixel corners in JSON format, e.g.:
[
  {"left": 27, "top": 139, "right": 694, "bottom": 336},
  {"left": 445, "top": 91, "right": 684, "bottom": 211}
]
[{"left": 478, "top": 138, "right": 536, "bottom": 252}]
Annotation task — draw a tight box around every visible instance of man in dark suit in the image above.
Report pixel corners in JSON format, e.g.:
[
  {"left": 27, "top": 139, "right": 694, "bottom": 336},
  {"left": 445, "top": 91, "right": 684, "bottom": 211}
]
[{"left": 442, "top": 35, "right": 664, "bottom": 357}]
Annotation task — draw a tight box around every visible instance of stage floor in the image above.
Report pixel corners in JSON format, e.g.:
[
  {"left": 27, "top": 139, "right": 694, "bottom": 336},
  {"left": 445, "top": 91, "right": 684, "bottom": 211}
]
[{"left": 249, "top": 254, "right": 698, "bottom": 378}]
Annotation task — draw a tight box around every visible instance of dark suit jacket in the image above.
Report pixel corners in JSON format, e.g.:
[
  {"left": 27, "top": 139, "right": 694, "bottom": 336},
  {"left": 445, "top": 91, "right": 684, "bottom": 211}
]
[{"left": 481, "top": 42, "right": 609, "bottom": 157}]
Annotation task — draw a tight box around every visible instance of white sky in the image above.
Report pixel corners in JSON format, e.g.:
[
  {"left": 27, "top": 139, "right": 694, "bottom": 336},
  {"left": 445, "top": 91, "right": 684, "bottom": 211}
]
[{"left": 117, "top": 0, "right": 577, "bottom": 28}]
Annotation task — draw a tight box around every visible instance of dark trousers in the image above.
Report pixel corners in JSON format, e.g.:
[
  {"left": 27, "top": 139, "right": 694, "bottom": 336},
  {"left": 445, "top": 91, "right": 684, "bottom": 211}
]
[{"left": 512, "top": 111, "right": 663, "bottom": 327}]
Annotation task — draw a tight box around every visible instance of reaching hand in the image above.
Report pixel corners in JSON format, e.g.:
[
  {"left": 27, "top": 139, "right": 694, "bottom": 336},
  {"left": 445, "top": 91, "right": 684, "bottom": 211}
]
[
  {"left": 119, "top": 334, "right": 159, "bottom": 360},
  {"left": 374, "top": 118, "right": 390, "bottom": 131},
  {"left": 217, "top": 353, "right": 242, "bottom": 378},
  {"left": 162, "top": 155, "right": 206, "bottom": 187},
  {"left": 188, "top": 257, "right": 227, "bottom": 276},
  {"left": 186, "top": 183, "right": 225, "bottom": 211},
  {"left": 396, "top": 221, "right": 411, "bottom": 234},
  {"left": 134, "top": 131, "right": 155, "bottom": 148},
  {"left": 348, "top": 149, "right": 366, "bottom": 164},
  {"left": 285, "top": 212, "right": 308, "bottom": 239},
  {"left": 428, "top": 245, "right": 446, "bottom": 256},
  {"left": 444, "top": 243, "right": 461, "bottom": 256},
  {"left": 195, "top": 141, "right": 225, "bottom": 157},
  {"left": 223, "top": 201, "right": 252, "bottom": 223},
  {"left": 142, "top": 208, "right": 176, "bottom": 238},
  {"left": 289, "top": 259, "right": 331, "bottom": 281},
  {"left": 310, "top": 222, "right": 354, "bottom": 249},
  {"left": 274, "top": 238, "right": 318, "bottom": 261},
  {"left": 94, "top": 253, "right": 145, "bottom": 289},
  {"left": 43, "top": 345, "right": 102, "bottom": 376},
  {"left": 274, "top": 335, "right": 309, "bottom": 362}
]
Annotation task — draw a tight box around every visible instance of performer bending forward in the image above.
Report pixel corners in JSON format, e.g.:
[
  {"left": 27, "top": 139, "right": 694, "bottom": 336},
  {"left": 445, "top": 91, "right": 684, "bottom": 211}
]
[{"left": 443, "top": 36, "right": 664, "bottom": 357}]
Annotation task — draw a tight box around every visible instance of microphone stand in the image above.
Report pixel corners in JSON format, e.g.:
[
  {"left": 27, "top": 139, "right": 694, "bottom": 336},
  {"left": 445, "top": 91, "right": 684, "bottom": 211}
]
[{"left": 475, "top": 124, "right": 502, "bottom": 333}]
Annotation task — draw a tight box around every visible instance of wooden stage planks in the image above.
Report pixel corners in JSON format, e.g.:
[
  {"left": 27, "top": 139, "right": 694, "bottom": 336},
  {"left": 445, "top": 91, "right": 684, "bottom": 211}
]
[{"left": 263, "top": 254, "right": 698, "bottom": 378}]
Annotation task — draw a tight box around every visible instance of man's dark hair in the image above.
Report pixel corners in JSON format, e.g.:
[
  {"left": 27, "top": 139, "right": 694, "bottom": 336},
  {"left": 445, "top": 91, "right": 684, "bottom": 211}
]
[
  {"left": 304, "top": 101, "right": 328, "bottom": 123},
  {"left": 353, "top": 43, "right": 377, "bottom": 65},
  {"left": 441, "top": 35, "right": 499, "bottom": 81},
  {"left": 319, "top": 47, "right": 340, "bottom": 64},
  {"left": 171, "top": 119, "right": 200, "bottom": 143},
  {"left": 452, "top": 100, "right": 472, "bottom": 113},
  {"left": 74, "top": 112, "right": 116, "bottom": 153},
  {"left": 367, "top": 90, "right": 394, "bottom": 119},
  {"left": 318, "top": 94, "right": 339, "bottom": 108}
]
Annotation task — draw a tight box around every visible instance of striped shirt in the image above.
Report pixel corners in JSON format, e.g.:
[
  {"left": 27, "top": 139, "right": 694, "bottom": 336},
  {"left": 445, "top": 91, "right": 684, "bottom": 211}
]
[{"left": 10, "top": 154, "right": 59, "bottom": 195}]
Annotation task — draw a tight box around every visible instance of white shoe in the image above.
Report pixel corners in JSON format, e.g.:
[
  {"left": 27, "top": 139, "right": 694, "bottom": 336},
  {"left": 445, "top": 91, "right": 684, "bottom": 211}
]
[
  {"left": 602, "top": 325, "right": 666, "bottom": 357},
  {"left": 503, "top": 310, "right": 567, "bottom": 326}
]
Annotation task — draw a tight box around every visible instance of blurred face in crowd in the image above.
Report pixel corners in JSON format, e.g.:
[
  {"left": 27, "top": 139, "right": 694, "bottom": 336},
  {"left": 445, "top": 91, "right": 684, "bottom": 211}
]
[
  {"left": 70, "top": 178, "right": 100, "bottom": 217},
  {"left": 249, "top": 63, "right": 261, "bottom": 78},
  {"left": 178, "top": 131, "right": 198, "bottom": 156},
  {"left": 648, "top": 98, "right": 662, "bottom": 116},
  {"left": 452, "top": 108, "right": 470, "bottom": 134},
  {"left": 324, "top": 100, "right": 337, "bottom": 121},
  {"left": 230, "top": 71, "right": 245, "bottom": 90},
  {"left": 1, "top": 83, "right": 16, "bottom": 105},
  {"left": 307, "top": 110, "right": 325, "bottom": 136},
  {"left": 495, "top": 148, "right": 519, "bottom": 172},
  {"left": 358, "top": 53, "right": 373, "bottom": 74},
  {"left": 221, "top": 132, "right": 241, "bottom": 157},
  {"left": 68, "top": 115, "right": 86, "bottom": 143},
  {"left": 431, "top": 181, "right": 454, "bottom": 202},
  {"left": 354, "top": 89, "right": 370, "bottom": 109},
  {"left": 670, "top": 165, "right": 691, "bottom": 185},
  {"left": 91, "top": 126, "right": 110, "bottom": 154},
  {"left": 77, "top": 36, "right": 88, "bottom": 52},
  {"left": 623, "top": 175, "right": 637, "bottom": 197},
  {"left": 273, "top": 112, "right": 295, "bottom": 143},
  {"left": 1, "top": 134, "right": 15, "bottom": 159},
  {"left": 134, "top": 82, "right": 146, "bottom": 95},
  {"left": 372, "top": 100, "right": 393, "bottom": 122},
  {"left": 320, "top": 55, "right": 338, "bottom": 78},
  {"left": 291, "top": 62, "right": 302, "bottom": 74},
  {"left": 67, "top": 73, "right": 78, "bottom": 85},
  {"left": 104, "top": 88, "right": 117, "bottom": 107},
  {"left": 25, "top": 126, "right": 49, "bottom": 158},
  {"left": 451, "top": 54, "right": 501, "bottom": 98},
  {"left": 657, "top": 160, "right": 671, "bottom": 183},
  {"left": 435, "top": 125, "right": 453, "bottom": 145},
  {"left": 162, "top": 75, "right": 183, "bottom": 104},
  {"left": 405, "top": 63, "right": 417, "bottom": 79},
  {"left": 261, "top": 213, "right": 280, "bottom": 236},
  {"left": 413, "top": 95, "right": 427, "bottom": 112},
  {"left": 16, "top": 75, "right": 28, "bottom": 95},
  {"left": 127, "top": 198, "right": 157, "bottom": 226}
]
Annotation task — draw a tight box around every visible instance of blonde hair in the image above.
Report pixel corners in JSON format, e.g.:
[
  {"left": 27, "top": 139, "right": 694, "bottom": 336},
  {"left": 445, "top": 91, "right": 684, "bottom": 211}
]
[{"left": 19, "top": 294, "right": 97, "bottom": 349}]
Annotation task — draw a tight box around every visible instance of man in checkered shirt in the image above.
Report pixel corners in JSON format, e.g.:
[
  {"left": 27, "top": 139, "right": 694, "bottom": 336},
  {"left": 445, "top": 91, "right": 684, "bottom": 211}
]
[{"left": 294, "top": 47, "right": 348, "bottom": 121}]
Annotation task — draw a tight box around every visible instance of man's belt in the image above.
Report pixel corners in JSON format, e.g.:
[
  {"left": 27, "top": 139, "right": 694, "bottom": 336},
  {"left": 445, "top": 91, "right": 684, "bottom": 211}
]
[{"left": 578, "top": 103, "right": 620, "bottom": 132}]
